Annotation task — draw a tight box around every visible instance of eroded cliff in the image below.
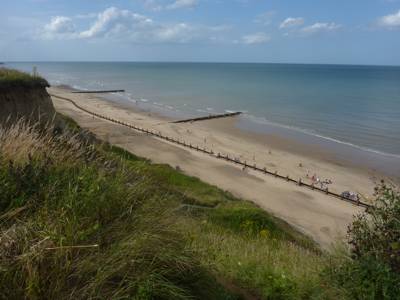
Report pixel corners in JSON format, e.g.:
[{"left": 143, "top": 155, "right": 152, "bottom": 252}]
[{"left": 0, "top": 68, "right": 58, "bottom": 126}]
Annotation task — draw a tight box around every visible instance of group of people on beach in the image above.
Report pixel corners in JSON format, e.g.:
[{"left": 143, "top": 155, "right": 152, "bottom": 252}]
[{"left": 306, "top": 171, "right": 333, "bottom": 189}]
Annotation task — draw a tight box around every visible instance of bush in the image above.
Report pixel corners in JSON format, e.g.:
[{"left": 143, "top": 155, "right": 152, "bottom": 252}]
[
  {"left": 348, "top": 182, "right": 400, "bottom": 273},
  {"left": 327, "top": 183, "right": 400, "bottom": 300}
]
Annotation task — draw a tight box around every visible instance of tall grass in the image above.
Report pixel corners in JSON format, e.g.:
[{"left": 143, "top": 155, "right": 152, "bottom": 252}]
[
  {"left": 0, "top": 120, "right": 230, "bottom": 299},
  {"left": 0, "top": 117, "right": 351, "bottom": 299},
  {"left": 179, "top": 202, "right": 347, "bottom": 300}
]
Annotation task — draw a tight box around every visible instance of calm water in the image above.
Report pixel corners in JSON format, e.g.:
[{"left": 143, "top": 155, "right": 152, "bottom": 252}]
[{"left": 6, "top": 62, "right": 400, "bottom": 175}]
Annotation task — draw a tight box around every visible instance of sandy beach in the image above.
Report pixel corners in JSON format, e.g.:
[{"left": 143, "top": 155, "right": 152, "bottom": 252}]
[{"left": 48, "top": 86, "right": 388, "bottom": 249}]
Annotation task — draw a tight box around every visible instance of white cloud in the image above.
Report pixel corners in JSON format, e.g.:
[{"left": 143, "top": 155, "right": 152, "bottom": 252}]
[
  {"left": 241, "top": 32, "right": 271, "bottom": 45},
  {"left": 300, "top": 22, "right": 341, "bottom": 35},
  {"left": 378, "top": 10, "right": 400, "bottom": 28},
  {"left": 43, "top": 16, "right": 75, "bottom": 38},
  {"left": 42, "top": 7, "right": 228, "bottom": 44},
  {"left": 79, "top": 7, "right": 153, "bottom": 39},
  {"left": 279, "top": 17, "right": 304, "bottom": 29},
  {"left": 166, "top": 0, "right": 198, "bottom": 10}
]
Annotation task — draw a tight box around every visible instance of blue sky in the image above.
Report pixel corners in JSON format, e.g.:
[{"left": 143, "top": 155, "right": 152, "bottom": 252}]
[{"left": 1, "top": 0, "right": 400, "bottom": 65}]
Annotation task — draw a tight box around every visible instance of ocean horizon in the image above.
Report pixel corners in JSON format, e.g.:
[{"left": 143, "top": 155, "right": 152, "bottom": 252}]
[
  {"left": 5, "top": 61, "right": 400, "bottom": 175},
  {"left": 6, "top": 61, "right": 400, "bottom": 67}
]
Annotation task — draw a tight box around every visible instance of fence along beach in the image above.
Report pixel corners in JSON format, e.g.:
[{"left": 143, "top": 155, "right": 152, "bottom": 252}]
[
  {"left": 50, "top": 85, "right": 378, "bottom": 247},
  {"left": 50, "top": 90, "right": 373, "bottom": 209}
]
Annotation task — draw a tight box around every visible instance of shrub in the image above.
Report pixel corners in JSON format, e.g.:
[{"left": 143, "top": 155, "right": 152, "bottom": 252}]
[
  {"left": 327, "top": 182, "right": 400, "bottom": 300},
  {"left": 348, "top": 182, "right": 400, "bottom": 273}
]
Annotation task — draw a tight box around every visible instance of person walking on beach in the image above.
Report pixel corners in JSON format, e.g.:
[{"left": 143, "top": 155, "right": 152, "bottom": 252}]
[{"left": 311, "top": 174, "right": 316, "bottom": 183}]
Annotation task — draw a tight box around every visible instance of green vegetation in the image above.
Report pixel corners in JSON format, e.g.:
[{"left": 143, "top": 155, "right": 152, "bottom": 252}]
[
  {"left": 0, "top": 120, "right": 231, "bottom": 299},
  {"left": 0, "top": 68, "right": 49, "bottom": 90},
  {"left": 1, "top": 115, "right": 398, "bottom": 299},
  {"left": 181, "top": 209, "right": 332, "bottom": 300},
  {"left": 325, "top": 183, "right": 400, "bottom": 300}
]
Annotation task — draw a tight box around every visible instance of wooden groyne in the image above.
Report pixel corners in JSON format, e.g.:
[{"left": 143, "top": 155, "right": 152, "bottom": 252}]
[
  {"left": 50, "top": 93, "right": 372, "bottom": 210},
  {"left": 72, "top": 90, "right": 125, "bottom": 94},
  {"left": 173, "top": 112, "right": 242, "bottom": 123}
]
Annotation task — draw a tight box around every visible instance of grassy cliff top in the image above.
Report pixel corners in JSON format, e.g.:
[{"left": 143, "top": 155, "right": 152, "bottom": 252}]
[
  {"left": 0, "top": 68, "right": 49, "bottom": 90},
  {"left": 0, "top": 116, "right": 340, "bottom": 300}
]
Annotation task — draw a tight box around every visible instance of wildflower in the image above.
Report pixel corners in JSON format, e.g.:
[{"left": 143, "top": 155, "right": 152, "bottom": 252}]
[{"left": 259, "top": 229, "right": 269, "bottom": 238}]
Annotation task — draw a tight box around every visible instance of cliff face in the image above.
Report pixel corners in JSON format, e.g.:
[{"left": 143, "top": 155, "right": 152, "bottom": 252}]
[{"left": 0, "top": 86, "right": 58, "bottom": 126}]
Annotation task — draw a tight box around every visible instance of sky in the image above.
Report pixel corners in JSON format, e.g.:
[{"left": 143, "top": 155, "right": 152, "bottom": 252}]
[{"left": 1, "top": 0, "right": 400, "bottom": 65}]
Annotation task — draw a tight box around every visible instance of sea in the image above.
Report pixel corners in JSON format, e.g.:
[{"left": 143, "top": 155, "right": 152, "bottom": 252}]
[{"left": 5, "top": 62, "right": 400, "bottom": 178}]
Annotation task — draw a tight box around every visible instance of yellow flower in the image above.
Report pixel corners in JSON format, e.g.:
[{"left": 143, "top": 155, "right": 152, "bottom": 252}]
[{"left": 259, "top": 229, "right": 269, "bottom": 238}]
